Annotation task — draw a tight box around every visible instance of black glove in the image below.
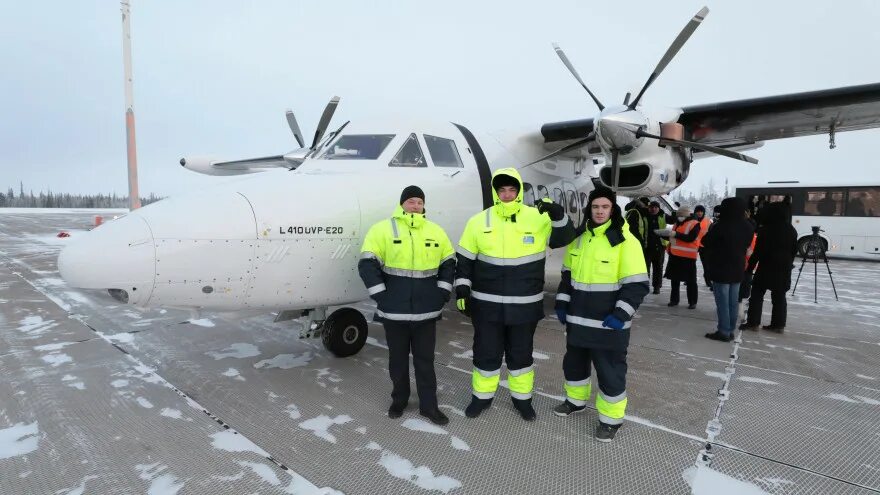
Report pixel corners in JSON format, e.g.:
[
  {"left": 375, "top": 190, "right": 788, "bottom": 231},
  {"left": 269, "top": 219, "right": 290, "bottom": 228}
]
[{"left": 536, "top": 199, "right": 565, "bottom": 221}]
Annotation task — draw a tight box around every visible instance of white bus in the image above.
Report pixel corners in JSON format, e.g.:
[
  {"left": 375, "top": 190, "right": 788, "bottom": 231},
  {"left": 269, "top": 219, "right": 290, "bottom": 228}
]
[{"left": 734, "top": 182, "right": 880, "bottom": 260}]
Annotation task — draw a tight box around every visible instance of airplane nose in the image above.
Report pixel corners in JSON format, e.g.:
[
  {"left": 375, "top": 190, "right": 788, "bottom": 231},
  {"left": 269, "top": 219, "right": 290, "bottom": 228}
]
[{"left": 58, "top": 214, "right": 156, "bottom": 305}]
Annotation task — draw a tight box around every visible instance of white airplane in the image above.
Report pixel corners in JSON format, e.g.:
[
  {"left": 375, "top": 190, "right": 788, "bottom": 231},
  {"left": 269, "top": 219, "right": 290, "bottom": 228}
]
[{"left": 58, "top": 7, "right": 880, "bottom": 357}]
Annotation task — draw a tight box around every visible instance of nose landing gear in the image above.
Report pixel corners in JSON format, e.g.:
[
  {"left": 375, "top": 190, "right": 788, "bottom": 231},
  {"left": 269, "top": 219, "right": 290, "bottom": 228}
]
[{"left": 288, "top": 307, "right": 368, "bottom": 357}]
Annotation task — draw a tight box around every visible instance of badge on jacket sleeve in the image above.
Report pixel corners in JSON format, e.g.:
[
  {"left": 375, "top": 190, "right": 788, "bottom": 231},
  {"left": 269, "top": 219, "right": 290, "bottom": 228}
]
[{"left": 523, "top": 235, "right": 535, "bottom": 244}]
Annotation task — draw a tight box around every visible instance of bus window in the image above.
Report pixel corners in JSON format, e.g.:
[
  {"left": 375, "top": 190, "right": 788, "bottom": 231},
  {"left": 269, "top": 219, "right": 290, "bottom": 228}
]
[
  {"left": 803, "top": 189, "right": 845, "bottom": 216},
  {"left": 847, "top": 187, "right": 880, "bottom": 217}
]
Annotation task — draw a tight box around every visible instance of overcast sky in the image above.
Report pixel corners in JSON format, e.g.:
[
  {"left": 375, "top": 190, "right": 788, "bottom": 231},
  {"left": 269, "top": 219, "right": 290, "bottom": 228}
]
[{"left": 3, "top": 0, "right": 880, "bottom": 198}]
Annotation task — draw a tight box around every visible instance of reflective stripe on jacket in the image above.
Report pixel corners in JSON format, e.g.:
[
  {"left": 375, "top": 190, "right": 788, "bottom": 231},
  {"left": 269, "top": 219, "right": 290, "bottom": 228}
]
[{"left": 359, "top": 205, "right": 455, "bottom": 322}]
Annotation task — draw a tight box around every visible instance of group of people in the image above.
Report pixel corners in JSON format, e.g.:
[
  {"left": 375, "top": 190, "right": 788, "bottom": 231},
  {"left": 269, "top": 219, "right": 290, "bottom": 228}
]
[
  {"left": 358, "top": 170, "right": 648, "bottom": 442},
  {"left": 358, "top": 174, "right": 798, "bottom": 441},
  {"left": 625, "top": 195, "right": 798, "bottom": 342}
]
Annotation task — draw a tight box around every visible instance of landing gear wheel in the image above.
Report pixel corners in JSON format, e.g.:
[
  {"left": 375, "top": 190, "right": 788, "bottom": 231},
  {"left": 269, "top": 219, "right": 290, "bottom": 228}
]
[{"left": 321, "top": 308, "right": 368, "bottom": 357}]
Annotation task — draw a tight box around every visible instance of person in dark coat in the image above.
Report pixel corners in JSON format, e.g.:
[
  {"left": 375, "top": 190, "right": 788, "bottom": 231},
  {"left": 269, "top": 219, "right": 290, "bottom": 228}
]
[
  {"left": 663, "top": 206, "right": 701, "bottom": 309},
  {"left": 740, "top": 202, "right": 798, "bottom": 332},
  {"left": 700, "top": 197, "right": 755, "bottom": 342}
]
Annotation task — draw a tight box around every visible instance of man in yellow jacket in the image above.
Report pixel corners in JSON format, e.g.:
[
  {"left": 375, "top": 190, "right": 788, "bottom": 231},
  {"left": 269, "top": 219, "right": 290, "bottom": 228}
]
[
  {"left": 553, "top": 186, "right": 649, "bottom": 442},
  {"left": 359, "top": 186, "right": 455, "bottom": 425},
  {"left": 455, "top": 168, "right": 575, "bottom": 421}
]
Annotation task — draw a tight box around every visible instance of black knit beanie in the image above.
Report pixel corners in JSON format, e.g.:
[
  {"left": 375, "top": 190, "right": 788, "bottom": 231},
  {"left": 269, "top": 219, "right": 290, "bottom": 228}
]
[{"left": 399, "top": 185, "right": 425, "bottom": 205}]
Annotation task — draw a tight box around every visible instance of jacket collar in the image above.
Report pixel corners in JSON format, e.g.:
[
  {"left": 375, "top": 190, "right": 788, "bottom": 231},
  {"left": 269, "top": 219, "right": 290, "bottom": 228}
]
[{"left": 393, "top": 205, "right": 426, "bottom": 230}]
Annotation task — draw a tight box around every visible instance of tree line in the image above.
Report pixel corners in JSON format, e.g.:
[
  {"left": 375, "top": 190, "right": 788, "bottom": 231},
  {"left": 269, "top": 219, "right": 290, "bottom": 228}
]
[{"left": 0, "top": 183, "right": 161, "bottom": 208}]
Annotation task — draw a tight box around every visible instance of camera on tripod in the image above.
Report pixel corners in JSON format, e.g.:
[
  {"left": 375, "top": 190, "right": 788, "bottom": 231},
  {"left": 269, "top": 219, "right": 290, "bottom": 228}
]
[
  {"left": 811, "top": 226, "right": 823, "bottom": 235},
  {"left": 793, "top": 224, "right": 838, "bottom": 302}
]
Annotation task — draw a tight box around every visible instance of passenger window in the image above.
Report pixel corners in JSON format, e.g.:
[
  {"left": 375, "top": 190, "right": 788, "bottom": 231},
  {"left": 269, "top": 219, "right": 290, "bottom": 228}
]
[
  {"left": 424, "top": 135, "right": 463, "bottom": 168},
  {"left": 803, "top": 189, "right": 845, "bottom": 216},
  {"left": 566, "top": 191, "right": 578, "bottom": 213},
  {"left": 389, "top": 134, "right": 426, "bottom": 168},
  {"left": 522, "top": 183, "right": 536, "bottom": 206},
  {"left": 847, "top": 188, "right": 880, "bottom": 217}
]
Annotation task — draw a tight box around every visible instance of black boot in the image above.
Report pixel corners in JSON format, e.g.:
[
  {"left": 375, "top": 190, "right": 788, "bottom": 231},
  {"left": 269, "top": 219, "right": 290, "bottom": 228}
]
[
  {"left": 595, "top": 422, "right": 621, "bottom": 442},
  {"left": 511, "top": 398, "right": 536, "bottom": 421},
  {"left": 465, "top": 396, "right": 492, "bottom": 418},
  {"left": 388, "top": 401, "right": 407, "bottom": 419},
  {"left": 419, "top": 407, "right": 449, "bottom": 426}
]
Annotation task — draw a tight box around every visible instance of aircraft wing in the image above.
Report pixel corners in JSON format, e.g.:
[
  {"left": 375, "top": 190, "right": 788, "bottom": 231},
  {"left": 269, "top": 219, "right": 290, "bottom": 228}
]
[
  {"left": 678, "top": 82, "right": 880, "bottom": 147},
  {"left": 179, "top": 154, "right": 297, "bottom": 176},
  {"left": 210, "top": 155, "right": 289, "bottom": 170},
  {"left": 540, "top": 83, "right": 880, "bottom": 150}
]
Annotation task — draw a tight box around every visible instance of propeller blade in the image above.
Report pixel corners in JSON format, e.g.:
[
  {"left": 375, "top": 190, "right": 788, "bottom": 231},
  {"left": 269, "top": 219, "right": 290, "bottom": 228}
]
[
  {"left": 610, "top": 149, "right": 620, "bottom": 191},
  {"left": 622, "top": 92, "right": 631, "bottom": 106},
  {"left": 520, "top": 132, "right": 595, "bottom": 169},
  {"left": 628, "top": 6, "right": 709, "bottom": 109},
  {"left": 635, "top": 128, "right": 759, "bottom": 164},
  {"left": 285, "top": 110, "right": 305, "bottom": 148},
  {"left": 310, "top": 96, "right": 340, "bottom": 150},
  {"left": 552, "top": 43, "right": 604, "bottom": 111}
]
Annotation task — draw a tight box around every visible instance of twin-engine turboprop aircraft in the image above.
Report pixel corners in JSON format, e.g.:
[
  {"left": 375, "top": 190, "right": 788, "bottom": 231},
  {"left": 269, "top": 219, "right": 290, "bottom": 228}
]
[{"left": 59, "top": 6, "right": 880, "bottom": 357}]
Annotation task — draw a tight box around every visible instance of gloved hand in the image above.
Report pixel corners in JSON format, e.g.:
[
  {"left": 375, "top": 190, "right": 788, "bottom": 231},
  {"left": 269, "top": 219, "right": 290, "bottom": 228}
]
[
  {"left": 602, "top": 314, "right": 625, "bottom": 330},
  {"left": 555, "top": 308, "right": 567, "bottom": 325},
  {"left": 455, "top": 286, "right": 471, "bottom": 317},
  {"left": 536, "top": 198, "right": 565, "bottom": 221},
  {"left": 668, "top": 230, "right": 676, "bottom": 238},
  {"left": 441, "top": 288, "right": 452, "bottom": 303}
]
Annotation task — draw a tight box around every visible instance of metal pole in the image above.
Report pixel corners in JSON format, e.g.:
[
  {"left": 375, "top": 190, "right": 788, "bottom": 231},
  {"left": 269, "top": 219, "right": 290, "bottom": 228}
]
[{"left": 121, "top": 0, "right": 141, "bottom": 210}]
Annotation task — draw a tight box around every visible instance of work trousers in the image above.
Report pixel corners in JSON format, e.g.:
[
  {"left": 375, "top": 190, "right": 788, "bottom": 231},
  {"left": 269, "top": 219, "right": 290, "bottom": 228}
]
[
  {"left": 471, "top": 317, "right": 537, "bottom": 400},
  {"left": 384, "top": 320, "right": 437, "bottom": 411},
  {"left": 562, "top": 345, "right": 628, "bottom": 425},
  {"left": 746, "top": 286, "right": 788, "bottom": 328},
  {"left": 670, "top": 278, "right": 698, "bottom": 305},
  {"left": 646, "top": 250, "right": 665, "bottom": 290}
]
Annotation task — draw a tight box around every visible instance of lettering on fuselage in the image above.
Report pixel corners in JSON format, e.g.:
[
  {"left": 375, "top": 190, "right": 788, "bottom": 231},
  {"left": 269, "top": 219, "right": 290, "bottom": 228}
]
[{"left": 279, "top": 226, "right": 345, "bottom": 235}]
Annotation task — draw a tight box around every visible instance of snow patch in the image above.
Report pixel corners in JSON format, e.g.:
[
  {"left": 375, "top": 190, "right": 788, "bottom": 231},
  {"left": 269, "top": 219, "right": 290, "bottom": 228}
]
[
  {"left": 67, "top": 382, "right": 86, "bottom": 390},
  {"left": 856, "top": 374, "right": 877, "bottom": 380},
  {"left": 439, "top": 405, "right": 466, "bottom": 417},
  {"left": 55, "top": 475, "right": 99, "bottom": 495},
  {"left": 99, "top": 332, "right": 134, "bottom": 344},
  {"left": 34, "top": 342, "right": 75, "bottom": 351},
  {"left": 683, "top": 465, "right": 769, "bottom": 494},
  {"left": 532, "top": 351, "right": 549, "bottom": 360},
  {"left": 160, "top": 408, "right": 182, "bottom": 419},
  {"left": 206, "top": 343, "right": 260, "bottom": 360},
  {"left": 237, "top": 460, "right": 344, "bottom": 495},
  {"left": 402, "top": 418, "right": 447, "bottom": 435},
  {"left": 855, "top": 396, "right": 880, "bottom": 405},
  {"left": 450, "top": 436, "right": 470, "bottom": 451},
  {"left": 825, "top": 393, "right": 860, "bottom": 404},
  {"left": 704, "top": 371, "right": 727, "bottom": 380},
  {"left": 737, "top": 376, "right": 779, "bottom": 385},
  {"left": 18, "top": 315, "right": 58, "bottom": 335},
  {"left": 136, "top": 397, "right": 154, "bottom": 409},
  {"left": 41, "top": 353, "right": 72, "bottom": 367},
  {"left": 221, "top": 368, "right": 246, "bottom": 381},
  {"left": 254, "top": 352, "right": 313, "bottom": 370},
  {"left": 355, "top": 427, "right": 367, "bottom": 434},
  {"left": 366, "top": 337, "right": 388, "bottom": 349},
  {"left": 188, "top": 318, "right": 215, "bottom": 327},
  {"left": 755, "top": 477, "right": 795, "bottom": 491},
  {"left": 453, "top": 349, "right": 473, "bottom": 359},
  {"left": 111, "top": 379, "right": 129, "bottom": 388},
  {"left": 135, "top": 463, "right": 184, "bottom": 495},
  {"left": 298, "top": 415, "right": 352, "bottom": 443},
  {"left": 210, "top": 429, "right": 269, "bottom": 457},
  {"left": 367, "top": 442, "right": 461, "bottom": 494},
  {"left": 0, "top": 422, "right": 40, "bottom": 459},
  {"left": 286, "top": 404, "right": 302, "bottom": 420}
]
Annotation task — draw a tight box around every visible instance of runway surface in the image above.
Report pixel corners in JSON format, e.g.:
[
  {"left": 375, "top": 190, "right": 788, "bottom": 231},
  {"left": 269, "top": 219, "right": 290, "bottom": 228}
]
[{"left": 1, "top": 209, "right": 878, "bottom": 494}]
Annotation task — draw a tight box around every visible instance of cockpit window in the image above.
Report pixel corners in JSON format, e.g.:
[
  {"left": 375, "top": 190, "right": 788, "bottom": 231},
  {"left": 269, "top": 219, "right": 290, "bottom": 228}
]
[
  {"left": 424, "top": 135, "right": 463, "bottom": 168},
  {"left": 318, "top": 134, "right": 395, "bottom": 160},
  {"left": 389, "top": 133, "right": 427, "bottom": 168}
]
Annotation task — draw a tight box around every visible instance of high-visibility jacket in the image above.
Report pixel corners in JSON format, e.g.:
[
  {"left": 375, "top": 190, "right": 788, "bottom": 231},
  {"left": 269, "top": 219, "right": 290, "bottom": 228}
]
[
  {"left": 455, "top": 168, "right": 575, "bottom": 324},
  {"left": 668, "top": 219, "right": 700, "bottom": 260},
  {"left": 555, "top": 220, "right": 649, "bottom": 352},
  {"left": 625, "top": 208, "right": 648, "bottom": 248},
  {"left": 359, "top": 205, "right": 455, "bottom": 323},
  {"left": 696, "top": 217, "right": 711, "bottom": 247}
]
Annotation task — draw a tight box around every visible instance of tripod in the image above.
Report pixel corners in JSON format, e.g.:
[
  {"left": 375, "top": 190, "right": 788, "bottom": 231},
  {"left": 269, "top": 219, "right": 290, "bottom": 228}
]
[{"left": 792, "top": 228, "right": 839, "bottom": 303}]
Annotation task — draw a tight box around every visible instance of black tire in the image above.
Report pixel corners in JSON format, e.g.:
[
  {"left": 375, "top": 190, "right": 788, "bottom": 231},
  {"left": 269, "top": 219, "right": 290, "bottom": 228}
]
[
  {"left": 321, "top": 308, "right": 368, "bottom": 357},
  {"left": 797, "top": 236, "right": 827, "bottom": 258}
]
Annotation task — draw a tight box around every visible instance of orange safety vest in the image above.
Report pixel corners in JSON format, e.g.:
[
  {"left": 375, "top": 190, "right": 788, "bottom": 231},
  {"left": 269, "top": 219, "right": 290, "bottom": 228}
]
[
  {"left": 744, "top": 233, "right": 757, "bottom": 270},
  {"left": 668, "top": 219, "right": 700, "bottom": 260},
  {"left": 696, "top": 217, "right": 711, "bottom": 247}
]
